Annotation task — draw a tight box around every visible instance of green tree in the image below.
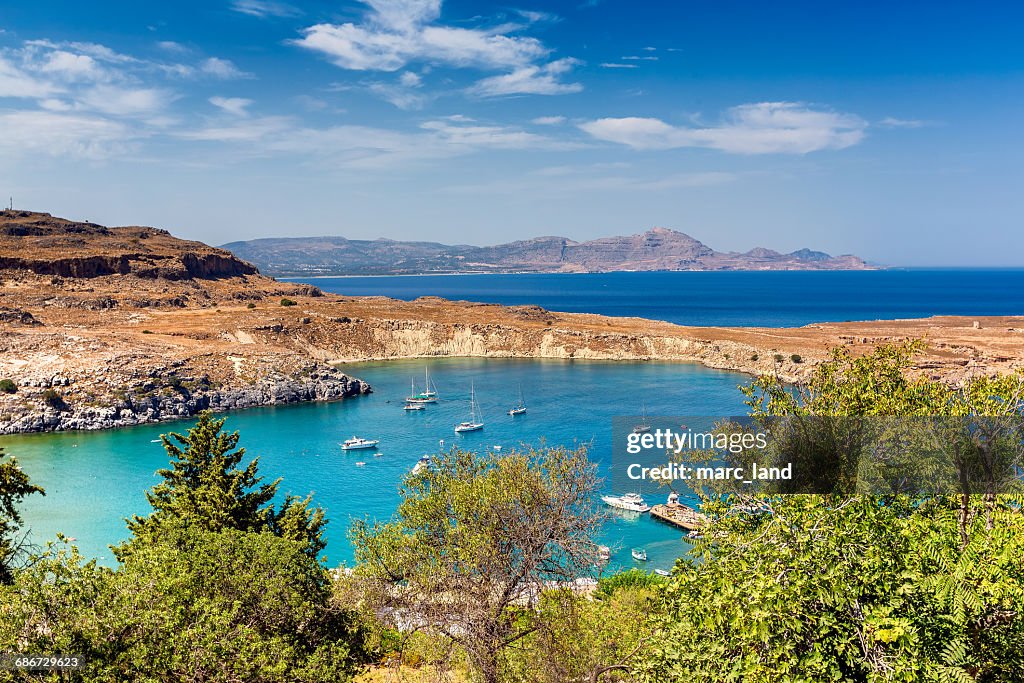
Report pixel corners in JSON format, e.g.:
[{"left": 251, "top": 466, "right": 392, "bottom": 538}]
[
  {"left": 638, "top": 341, "right": 1024, "bottom": 682},
  {"left": 351, "top": 446, "right": 603, "bottom": 683},
  {"left": 120, "top": 411, "right": 326, "bottom": 559},
  {"left": 0, "top": 446, "right": 45, "bottom": 584}
]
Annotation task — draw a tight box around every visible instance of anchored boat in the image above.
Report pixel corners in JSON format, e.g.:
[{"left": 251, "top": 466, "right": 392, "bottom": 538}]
[
  {"left": 455, "top": 382, "right": 484, "bottom": 433},
  {"left": 341, "top": 436, "right": 379, "bottom": 451},
  {"left": 601, "top": 492, "right": 651, "bottom": 513}
]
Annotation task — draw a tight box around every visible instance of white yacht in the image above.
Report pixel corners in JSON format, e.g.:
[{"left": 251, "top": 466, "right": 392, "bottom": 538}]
[
  {"left": 341, "top": 436, "right": 379, "bottom": 451},
  {"left": 631, "top": 548, "right": 648, "bottom": 562},
  {"left": 403, "top": 402, "right": 425, "bottom": 411},
  {"left": 455, "top": 382, "right": 484, "bottom": 433},
  {"left": 601, "top": 492, "right": 651, "bottom": 513},
  {"left": 508, "top": 384, "right": 527, "bottom": 416},
  {"left": 406, "top": 369, "right": 438, "bottom": 404},
  {"left": 633, "top": 403, "right": 652, "bottom": 434}
]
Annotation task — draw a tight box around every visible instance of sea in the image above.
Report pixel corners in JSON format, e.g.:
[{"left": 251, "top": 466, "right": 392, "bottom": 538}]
[
  {"left": 288, "top": 269, "right": 1024, "bottom": 327},
  {"left": 7, "top": 270, "right": 1023, "bottom": 573}
]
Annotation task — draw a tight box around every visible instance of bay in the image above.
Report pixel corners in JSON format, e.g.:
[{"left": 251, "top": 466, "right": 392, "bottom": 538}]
[{"left": 7, "top": 358, "right": 749, "bottom": 573}]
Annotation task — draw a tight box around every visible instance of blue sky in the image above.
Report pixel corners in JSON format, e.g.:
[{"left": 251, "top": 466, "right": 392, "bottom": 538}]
[{"left": 1, "top": 1, "right": 1022, "bottom": 265}]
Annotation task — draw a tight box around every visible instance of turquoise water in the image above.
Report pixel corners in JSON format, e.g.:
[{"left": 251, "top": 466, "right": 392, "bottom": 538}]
[
  {"left": 289, "top": 269, "right": 1024, "bottom": 327},
  {"left": 4, "top": 358, "right": 748, "bottom": 572}
]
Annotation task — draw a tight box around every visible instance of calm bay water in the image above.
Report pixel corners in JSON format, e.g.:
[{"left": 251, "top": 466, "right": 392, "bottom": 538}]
[
  {"left": 288, "top": 269, "right": 1024, "bottom": 327},
  {"left": 6, "top": 358, "right": 748, "bottom": 572}
]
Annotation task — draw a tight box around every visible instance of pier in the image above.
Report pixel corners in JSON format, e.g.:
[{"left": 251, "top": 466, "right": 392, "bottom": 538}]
[{"left": 650, "top": 503, "right": 706, "bottom": 531}]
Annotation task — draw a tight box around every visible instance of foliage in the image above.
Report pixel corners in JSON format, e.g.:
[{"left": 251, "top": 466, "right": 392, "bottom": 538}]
[
  {"left": 593, "top": 568, "right": 665, "bottom": 601},
  {"left": 503, "top": 584, "right": 660, "bottom": 683},
  {"left": 0, "top": 530, "right": 366, "bottom": 682},
  {"left": 790, "top": 353, "right": 802, "bottom": 363},
  {"left": 0, "top": 447, "right": 45, "bottom": 584},
  {"left": 637, "top": 341, "right": 1024, "bottom": 682},
  {"left": 41, "top": 388, "right": 64, "bottom": 409},
  {"left": 0, "top": 378, "right": 16, "bottom": 393},
  {"left": 280, "top": 298, "right": 297, "bottom": 307},
  {"left": 350, "top": 446, "right": 602, "bottom": 683},
  {"left": 120, "top": 411, "right": 326, "bottom": 560}
]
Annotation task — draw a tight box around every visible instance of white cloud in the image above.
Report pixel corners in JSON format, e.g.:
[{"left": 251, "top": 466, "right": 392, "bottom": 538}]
[
  {"left": 77, "top": 85, "right": 176, "bottom": 116},
  {"left": 156, "top": 41, "right": 190, "bottom": 54},
  {"left": 231, "top": 0, "right": 302, "bottom": 18},
  {"left": 37, "top": 50, "right": 107, "bottom": 81},
  {"left": 532, "top": 115, "right": 565, "bottom": 125},
  {"left": 209, "top": 96, "right": 254, "bottom": 116},
  {"left": 0, "top": 110, "right": 135, "bottom": 158},
  {"left": 469, "top": 57, "right": 582, "bottom": 97},
  {"left": 200, "top": 57, "right": 251, "bottom": 79},
  {"left": 621, "top": 55, "right": 658, "bottom": 61},
  {"left": 399, "top": 71, "right": 422, "bottom": 87},
  {"left": 580, "top": 102, "right": 867, "bottom": 154},
  {"left": 291, "top": 0, "right": 580, "bottom": 100},
  {"left": 0, "top": 56, "right": 59, "bottom": 97},
  {"left": 368, "top": 81, "right": 430, "bottom": 109},
  {"left": 599, "top": 63, "right": 637, "bottom": 69},
  {"left": 878, "top": 117, "right": 927, "bottom": 128}
]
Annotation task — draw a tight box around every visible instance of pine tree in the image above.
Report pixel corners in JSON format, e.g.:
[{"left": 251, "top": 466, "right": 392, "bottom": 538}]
[{"left": 121, "top": 411, "right": 326, "bottom": 559}]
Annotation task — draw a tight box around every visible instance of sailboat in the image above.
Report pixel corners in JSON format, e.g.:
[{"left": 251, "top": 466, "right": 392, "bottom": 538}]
[
  {"left": 508, "top": 384, "right": 526, "bottom": 416},
  {"left": 403, "top": 379, "right": 426, "bottom": 410},
  {"left": 406, "top": 371, "right": 437, "bottom": 404},
  {"left": 455, "top": 382, "right": 484, "bottom": 433},
  {"left": 633, "top": 403, "right": 652, "bottom": 434}
]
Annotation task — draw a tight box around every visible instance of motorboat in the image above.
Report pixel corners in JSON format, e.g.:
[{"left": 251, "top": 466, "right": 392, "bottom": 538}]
[
  {"left": 601, "top": 492, "right": 651, "bottom": 513},
  {"left": 341, "top": 436, "right": 379, "bottom": 451}
]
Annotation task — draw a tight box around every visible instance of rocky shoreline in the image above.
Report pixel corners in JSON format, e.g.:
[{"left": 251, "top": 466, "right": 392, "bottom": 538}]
[{"left": 0, "top": 362, "right": 370, "bottom": 435}]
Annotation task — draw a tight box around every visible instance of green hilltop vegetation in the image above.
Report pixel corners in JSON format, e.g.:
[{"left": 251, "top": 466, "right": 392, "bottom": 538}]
[{"left": 1, "top": 342, "right": 1023, "bottom": 682}]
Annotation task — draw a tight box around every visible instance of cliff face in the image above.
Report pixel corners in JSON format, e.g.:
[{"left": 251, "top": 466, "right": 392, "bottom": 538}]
[
  {"left": 222, "top": 226, "right": 874, "bottom": 276},
  {"left": 0, "top": 211, "right": 258, "bottom": 280}
]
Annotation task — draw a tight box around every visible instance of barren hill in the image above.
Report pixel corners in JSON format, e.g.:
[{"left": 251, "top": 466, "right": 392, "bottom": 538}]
[{"left": 221, "top": 226, "right": 873, "bottom": 276}]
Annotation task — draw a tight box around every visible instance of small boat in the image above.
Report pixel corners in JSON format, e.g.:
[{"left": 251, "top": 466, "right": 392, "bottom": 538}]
[
  {"left": 355, "top": 461, "right": 366, "bottom": 467},
  {"left": 601, "top": 492, "right": 651, "bottom": 513},
  {"left": 341, "top": 436, "right": 380, "bottom": 451},
  {"left": 403, "top": 402, "right": 425, "bottom": 411},
  {"left": 633, "top": 403, "right": 652, "bottom": 434},
  {"left": 631, "top": 548, "right": 648, "bottom": 562},
  {"left": 412, "top": 455, "right": 430, "bottom": 475},
  {"left": 655, "top": 569, "right": 671, "bottom": 577},
  {"left": 455, "top": 382, "right": 484, "bottom": 433},
  {"left": 598, "top": 545, "right": 611, "bottom": 561},
  {"left": 508, "top": 384, "right": 527, "bottom": 415}
]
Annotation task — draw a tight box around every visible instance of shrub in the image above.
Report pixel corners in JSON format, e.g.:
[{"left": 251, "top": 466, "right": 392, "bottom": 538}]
[
  {"left": 790, "top": 354, "right": 803, "bottom": 363},
  {"left": 247, "top": 302, "right": 256, "bottom": 309},
  {"left": 0, "top": 379, "right": 16, "bottom": 394},
  {"left": 141, "top": 329, "right": 153, "bottom": 334},
  {"left": 773, "top": 353, "right": 785, "bottom": 363},
  {"left": 280, "top": 298, "right": 297, "bottom": 307},
  {"left": 749, "top": 354, "right": 759, "bottom": 362},
  {"left": 41, "top": 388, "right": 64, "bottom": 409}
]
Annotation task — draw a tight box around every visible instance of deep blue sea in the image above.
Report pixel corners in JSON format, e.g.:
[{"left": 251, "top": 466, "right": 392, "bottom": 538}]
[{"left": 287, "top": 269, "right": 1024, "bottom": 327}]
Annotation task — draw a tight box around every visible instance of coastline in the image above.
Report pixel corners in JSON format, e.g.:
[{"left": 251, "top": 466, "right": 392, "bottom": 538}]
[{"left": 3, "top": 290, "right": 1022, "bottom": 435}]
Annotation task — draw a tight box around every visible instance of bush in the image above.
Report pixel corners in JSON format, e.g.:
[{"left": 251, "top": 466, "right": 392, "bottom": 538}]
[
  {"left": 0, "top": 379, "right": 16, "bottom": 394},
  {"left": 790, "top": 354, "right": 803, "bottom": 363},
  {"left": 246, "top": 302, "right": 256, "bottom": 309},
  {"left": 773, "top": 353, "right": 785, "bottom": 363},
  {"left": 749, "top": 354, "right": 759, "bottom": 362},
  {"left": 141, "top": 329, "right": 153, "bottom": 334},
  {"left": 280, "top": 298, "right": 297, "bottom": 307},
  {"left": 41, "top": 388, "right": 64, "bottom": 409}
]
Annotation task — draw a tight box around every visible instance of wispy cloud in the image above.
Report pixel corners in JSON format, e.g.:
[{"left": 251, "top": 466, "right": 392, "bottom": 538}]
[
  {"left": 878, "top": 117, "right": 929, "bottom": 128},
  {"left": 580, "top": 102, "right": 867, "bottom": 154},
  {"left": 200, "top": 57, "right": 252, "bottom": 79},
  {"left": 532, "top": 115, "right": 566, "bottom": 125},
  {"left": 469, "top": 57, "right": 582, "bottom": 97},
  {"left": 209, "top": 96, "right": 254, "bottom": 116},
  {"left": 231, "top": 0, "right": 302, "bottom": 19},
  {"left": 621, "top": 55, "right": 658, "bottom": 61},
  {"left": 599, "top": 63, "right": 637, "bottom": 69}
]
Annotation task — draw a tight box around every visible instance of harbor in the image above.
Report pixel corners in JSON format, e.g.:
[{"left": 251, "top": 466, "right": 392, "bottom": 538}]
[{"left": 650, "top": 501, "right": 706, "bottom": 532}]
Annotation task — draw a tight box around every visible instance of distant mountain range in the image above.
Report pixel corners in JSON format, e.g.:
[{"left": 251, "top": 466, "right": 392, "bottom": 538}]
[{"left": 221, "top": 227, "right": 874, "bottom": 276}]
